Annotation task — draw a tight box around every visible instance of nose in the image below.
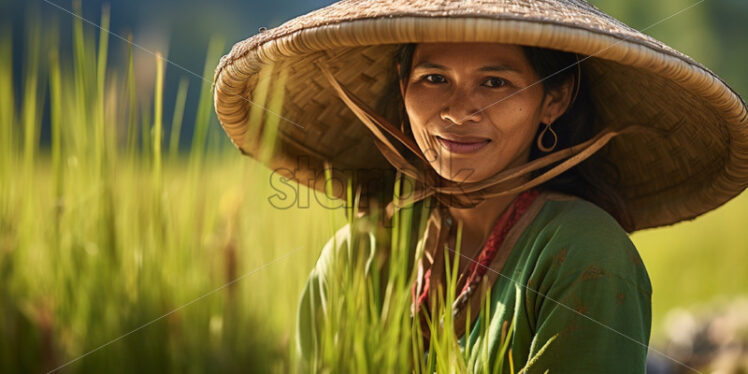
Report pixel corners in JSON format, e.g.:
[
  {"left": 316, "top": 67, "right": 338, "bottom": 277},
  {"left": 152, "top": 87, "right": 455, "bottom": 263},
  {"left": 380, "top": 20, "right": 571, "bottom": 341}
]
[{"left": 440, "top": 93, "right": 483, "bottom": 127}]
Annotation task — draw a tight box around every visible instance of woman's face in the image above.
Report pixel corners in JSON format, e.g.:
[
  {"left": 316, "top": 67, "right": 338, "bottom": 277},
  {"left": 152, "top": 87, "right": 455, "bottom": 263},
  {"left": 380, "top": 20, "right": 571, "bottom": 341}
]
[{"left": 399, "top": 42, "right": 572, "bottom": 184}]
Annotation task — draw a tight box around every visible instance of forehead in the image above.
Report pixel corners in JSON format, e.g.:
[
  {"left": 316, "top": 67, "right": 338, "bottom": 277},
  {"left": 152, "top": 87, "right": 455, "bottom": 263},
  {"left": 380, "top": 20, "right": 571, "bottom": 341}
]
[{"left": 411, "top": 42, "right": 529, "bottom": 70}]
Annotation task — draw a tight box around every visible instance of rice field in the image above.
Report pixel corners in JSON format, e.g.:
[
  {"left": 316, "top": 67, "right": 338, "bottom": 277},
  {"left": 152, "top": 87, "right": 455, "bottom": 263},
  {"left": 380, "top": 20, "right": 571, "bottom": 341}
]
[{"left": 1, "top": 4, "right": 747, "bottom": 373}]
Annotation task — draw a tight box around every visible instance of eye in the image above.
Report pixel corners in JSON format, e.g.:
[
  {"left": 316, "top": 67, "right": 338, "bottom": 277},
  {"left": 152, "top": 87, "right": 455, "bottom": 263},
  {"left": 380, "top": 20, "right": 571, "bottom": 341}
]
[
  {"left": 421, "top": 74, "right": 446, "bottom": 84},
  {"left": 483, "top": 77, "right": 507, "bottom": 88}
]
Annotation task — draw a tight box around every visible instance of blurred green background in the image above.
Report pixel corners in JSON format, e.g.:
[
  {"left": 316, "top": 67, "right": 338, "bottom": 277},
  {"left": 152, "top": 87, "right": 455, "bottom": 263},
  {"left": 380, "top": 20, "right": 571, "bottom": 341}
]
[{"left": 0, "top": 0, "right": 746, "bottom": 373}]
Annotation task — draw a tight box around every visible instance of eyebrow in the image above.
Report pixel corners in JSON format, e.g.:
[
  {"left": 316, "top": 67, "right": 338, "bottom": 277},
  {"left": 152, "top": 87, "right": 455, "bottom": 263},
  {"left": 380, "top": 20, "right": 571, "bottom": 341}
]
[{"left": 413, "top": 61, "right": 522, "bottom": 73}]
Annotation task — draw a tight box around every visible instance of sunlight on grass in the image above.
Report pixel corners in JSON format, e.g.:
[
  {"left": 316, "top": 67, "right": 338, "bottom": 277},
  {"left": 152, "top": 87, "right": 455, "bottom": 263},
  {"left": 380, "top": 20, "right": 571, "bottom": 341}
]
[
  {"left": 1, "top": 4, "right": 746, "bottom": 374},
  {"left": 0, "top": 8, "right": 334, "bottom": 373}
]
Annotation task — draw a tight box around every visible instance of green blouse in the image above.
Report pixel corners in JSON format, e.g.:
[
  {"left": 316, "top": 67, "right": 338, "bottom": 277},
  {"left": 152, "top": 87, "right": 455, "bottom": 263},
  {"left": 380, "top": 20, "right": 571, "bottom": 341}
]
[{"left": 296, "top": 191, "right": 652, "bottom": 373}]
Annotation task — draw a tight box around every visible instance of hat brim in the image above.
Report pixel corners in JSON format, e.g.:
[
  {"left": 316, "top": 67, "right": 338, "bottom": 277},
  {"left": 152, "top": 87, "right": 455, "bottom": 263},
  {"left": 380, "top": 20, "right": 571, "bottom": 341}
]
[{"left": 213, "top": 1, "right": 748, "bottom": 232}]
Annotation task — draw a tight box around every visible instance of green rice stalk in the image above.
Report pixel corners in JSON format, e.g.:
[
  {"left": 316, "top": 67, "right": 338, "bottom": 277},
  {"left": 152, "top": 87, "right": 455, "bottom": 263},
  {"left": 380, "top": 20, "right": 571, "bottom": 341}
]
[
  {"left": 189, "top": 35, "right": 224, "bottom": 167},
  {"left": 21, "top": 14, "right": 42, "bottom": 178},
  {"left": 140, "top": 97, "right": 152, "bottom": 161},
  {"left": 94, "top": 3, "right": 110, "bottom": 176},
  {"left": 153, "top": 52, "right": 164, "bottom": 188},
  {"left": 168, "top": 77, "right": 189, "bottom": 162},
  {"left": 72, "top": 0, "right": 90, "bottom": 152},
  {"left": 48, "top": 41, "right": 63, "bottom": 238},
  {"left": 125, "top": 34, "right": 138, "bottom": 159},
  {"left": 0, "top": 28, "right": 15, "bottom": 184}
]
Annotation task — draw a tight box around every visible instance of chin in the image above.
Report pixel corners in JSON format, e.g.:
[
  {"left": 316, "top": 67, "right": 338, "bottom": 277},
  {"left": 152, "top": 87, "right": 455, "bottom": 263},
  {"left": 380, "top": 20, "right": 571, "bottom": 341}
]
[{"left": 430, "top": 162, "right": 491, "bottom": 184}]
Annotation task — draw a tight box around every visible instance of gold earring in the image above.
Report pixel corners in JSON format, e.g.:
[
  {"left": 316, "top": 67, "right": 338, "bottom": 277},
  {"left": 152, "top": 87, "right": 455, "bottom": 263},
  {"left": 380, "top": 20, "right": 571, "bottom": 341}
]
[{"left": 537, "top": 121, "right": 558, "bottom": 152}]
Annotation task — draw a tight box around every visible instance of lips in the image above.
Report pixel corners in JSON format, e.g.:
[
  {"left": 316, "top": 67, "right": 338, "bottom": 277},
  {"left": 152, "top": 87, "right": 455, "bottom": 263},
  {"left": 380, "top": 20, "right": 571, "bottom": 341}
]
[{"left": 436, "top": 135, "right": 491, "bottom": 154}]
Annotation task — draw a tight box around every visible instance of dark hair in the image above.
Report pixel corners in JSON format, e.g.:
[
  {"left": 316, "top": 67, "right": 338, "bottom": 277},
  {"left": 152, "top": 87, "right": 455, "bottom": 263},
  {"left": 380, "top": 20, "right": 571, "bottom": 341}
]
[{"left": 379, "top": 43, "right": 633, "bottom": 231}]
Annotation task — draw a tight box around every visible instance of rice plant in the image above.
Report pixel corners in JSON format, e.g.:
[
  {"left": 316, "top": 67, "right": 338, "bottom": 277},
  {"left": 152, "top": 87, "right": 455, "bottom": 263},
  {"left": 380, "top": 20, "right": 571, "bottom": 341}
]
[
  {"left": 0, "top": 6, "right": 536, "bottom": 372},
  {"left": 2, "top": 3, "right": 747, "bottom": 374},
  {"left": 303, "top": 169, "right": 553, "bottom": 373},
  {"left": 0, "top": 5, "right": 329, "bottom": 373}
]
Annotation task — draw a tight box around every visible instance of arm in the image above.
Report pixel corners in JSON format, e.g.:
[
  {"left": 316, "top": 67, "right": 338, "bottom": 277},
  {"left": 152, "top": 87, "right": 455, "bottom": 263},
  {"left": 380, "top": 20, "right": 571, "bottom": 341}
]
[
  {"left": 296, "top": 222, "right": 377, "bottom": 369},
  {"left": 522, "top": 237, "right": 652, "bottom": 373},
  {"left": 296, "top": 266, "right": 324, "bottom": 371},
  {"left": 295, "top": 224, "right": 350, "bottom": 367},
  {"left": 524, "top": 269, "right": 651, "bottom": 373}
]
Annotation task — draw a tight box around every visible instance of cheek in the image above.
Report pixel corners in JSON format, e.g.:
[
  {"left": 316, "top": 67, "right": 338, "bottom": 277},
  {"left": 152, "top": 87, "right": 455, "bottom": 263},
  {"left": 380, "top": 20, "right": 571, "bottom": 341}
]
[
  {"left": 485, "top": 106, "right": 541, "bottom": 161},
  {"left": 403, "top": 90, "right": 441, "bottom": 153},
  {"left": 490, "top": 103, "right": 541, "bottom": 140},
  {"left": 404, "top": 86, "right": 439, "bottom": 121}
]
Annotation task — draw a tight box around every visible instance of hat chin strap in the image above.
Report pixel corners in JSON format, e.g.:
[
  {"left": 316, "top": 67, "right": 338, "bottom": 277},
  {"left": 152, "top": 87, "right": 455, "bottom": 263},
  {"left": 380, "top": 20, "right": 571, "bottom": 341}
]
[{"left": 317, "top": 63, "right": 659, "bottom": 219}]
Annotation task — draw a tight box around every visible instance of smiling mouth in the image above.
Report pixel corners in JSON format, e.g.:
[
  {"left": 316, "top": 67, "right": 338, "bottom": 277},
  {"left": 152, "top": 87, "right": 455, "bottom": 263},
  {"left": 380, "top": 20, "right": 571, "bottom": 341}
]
[{"left": 436, "top": 135, "right": 491, "bottom": 154}]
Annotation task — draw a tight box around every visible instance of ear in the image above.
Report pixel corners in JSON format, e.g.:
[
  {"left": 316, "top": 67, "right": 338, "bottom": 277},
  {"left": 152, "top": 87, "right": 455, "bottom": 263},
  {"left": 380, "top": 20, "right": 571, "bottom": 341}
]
[{"left": 540, "top": 76, "right": 574, "bottom": 125}]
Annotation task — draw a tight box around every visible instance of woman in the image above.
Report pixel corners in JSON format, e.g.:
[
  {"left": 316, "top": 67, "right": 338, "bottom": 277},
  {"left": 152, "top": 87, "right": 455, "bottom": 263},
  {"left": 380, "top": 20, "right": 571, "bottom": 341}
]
[
  {"left": 212, "top": 0, "right": 748, "bottom": 372},
  {"left": 391, "top": 40, "right": 652, "bottom": 367}
]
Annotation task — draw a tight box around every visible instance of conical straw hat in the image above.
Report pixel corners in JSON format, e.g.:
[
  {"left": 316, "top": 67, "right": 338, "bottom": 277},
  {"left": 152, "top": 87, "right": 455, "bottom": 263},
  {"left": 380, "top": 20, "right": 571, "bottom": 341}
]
[{"left": 213, "top": 0, "right": 748, "bottom": 232}]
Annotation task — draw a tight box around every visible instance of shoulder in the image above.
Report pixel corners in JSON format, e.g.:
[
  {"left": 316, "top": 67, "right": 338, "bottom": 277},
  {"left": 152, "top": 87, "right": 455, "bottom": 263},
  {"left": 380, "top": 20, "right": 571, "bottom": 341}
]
[
  {"left": 315, "top": 198, "right": 434, "bottom": 275},
  {"left": 534, "top": 192, "right": 633, "bottom": 252},
  {"left": 529, "top": 192, "right": 652, "bottom": 295},
  {"left": 312, "top": 215, "right": 383, "bottom": 282},
  {"left": 540, "top": 192, "right": 627, "bottom": 240},
  {"left": 313, "top": 223, "right": 352, "bottom": 278},
  {"left": 520, "top": 195, "right": 653, "bottom": 373},
  {"left": 297, "top": 224, "right": 354, "bottom": 364}
]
